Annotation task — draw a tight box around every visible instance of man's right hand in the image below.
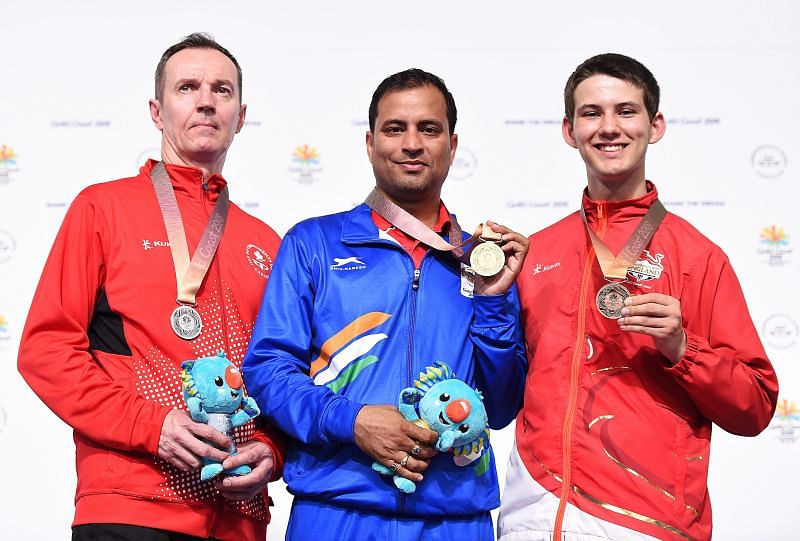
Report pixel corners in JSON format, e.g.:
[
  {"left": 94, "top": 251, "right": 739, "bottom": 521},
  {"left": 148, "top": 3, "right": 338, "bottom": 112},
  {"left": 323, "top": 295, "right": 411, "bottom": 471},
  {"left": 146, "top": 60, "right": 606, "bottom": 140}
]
[
  {"left": 157, "top": 409, "right": 231, "bottom": 471},
  {"left": 353, "top": 405, "right": 439, "bottom": 483}
]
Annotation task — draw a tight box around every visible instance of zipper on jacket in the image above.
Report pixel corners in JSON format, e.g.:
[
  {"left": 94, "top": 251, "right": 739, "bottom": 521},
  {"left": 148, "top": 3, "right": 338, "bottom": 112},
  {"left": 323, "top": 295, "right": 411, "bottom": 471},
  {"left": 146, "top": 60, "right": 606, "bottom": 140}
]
[
  {"left": 553, "top": 201, "right": 606, "bottom": 539},
  {"left": 401, "top": 263, "right": 421, "bottom": 514}
]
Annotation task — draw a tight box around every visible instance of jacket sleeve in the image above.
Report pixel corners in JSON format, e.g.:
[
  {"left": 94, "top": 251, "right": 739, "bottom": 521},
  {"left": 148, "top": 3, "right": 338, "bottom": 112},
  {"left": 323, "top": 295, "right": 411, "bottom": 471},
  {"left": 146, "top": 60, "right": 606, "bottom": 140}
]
[
  {"left": 666, "top": 250, "right": 779, "bottom": 436},
  {"left": 243, "top": 230, "right": 363, "bottom": 445},
  {"left": 17, "top": 193, "right": 171, "bottom": 454},
  {"left": 470, "top": 287, "right": 527, "bottom": 429},
  {"left": 250, "top": 417, "right": 287, "bottom": 482}
]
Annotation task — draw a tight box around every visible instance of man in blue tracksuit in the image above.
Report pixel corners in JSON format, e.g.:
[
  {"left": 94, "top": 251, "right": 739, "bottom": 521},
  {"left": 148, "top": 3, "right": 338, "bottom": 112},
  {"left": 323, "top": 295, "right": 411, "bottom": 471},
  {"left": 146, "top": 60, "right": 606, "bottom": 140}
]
[{"left": 243, "top": 68, "right": 528, "bottom": 540}]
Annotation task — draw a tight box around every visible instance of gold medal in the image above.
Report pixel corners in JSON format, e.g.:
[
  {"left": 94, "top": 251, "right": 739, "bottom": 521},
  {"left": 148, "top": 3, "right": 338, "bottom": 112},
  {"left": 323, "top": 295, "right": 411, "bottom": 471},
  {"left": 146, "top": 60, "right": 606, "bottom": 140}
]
[
  {"left": 596, "top": 282, "right": 629, "bottom": 319},
  {"left": 470, "top": 242, "right": 505, "bottom": 277}
]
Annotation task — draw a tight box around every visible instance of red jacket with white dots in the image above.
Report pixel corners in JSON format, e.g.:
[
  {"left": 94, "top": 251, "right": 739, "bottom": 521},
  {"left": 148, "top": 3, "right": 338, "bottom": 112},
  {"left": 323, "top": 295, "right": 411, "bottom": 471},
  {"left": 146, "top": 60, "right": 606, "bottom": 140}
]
[{"left": 18, "top": 160, "right": 285, "bottom": 541}]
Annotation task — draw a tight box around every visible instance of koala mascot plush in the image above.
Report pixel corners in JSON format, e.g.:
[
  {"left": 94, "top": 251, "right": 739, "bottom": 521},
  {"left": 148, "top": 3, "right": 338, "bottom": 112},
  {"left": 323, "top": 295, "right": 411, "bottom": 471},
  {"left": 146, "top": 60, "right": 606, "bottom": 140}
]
[
  {"left": 372, "top": 361, "right": 490, "bottom": 493},
  {"left": 180, "top": 351, "right": 260, "bottom": 481}
]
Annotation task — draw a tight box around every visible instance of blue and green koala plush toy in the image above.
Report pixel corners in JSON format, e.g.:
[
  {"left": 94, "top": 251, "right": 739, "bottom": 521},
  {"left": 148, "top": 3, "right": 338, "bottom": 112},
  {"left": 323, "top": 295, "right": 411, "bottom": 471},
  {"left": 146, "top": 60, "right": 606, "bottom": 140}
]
[
  {"left": 180, "top": 351, "right": 260, "bottom": 481},
  {"left": 372, "top": 361, "right": 490, "bottom": 494}
]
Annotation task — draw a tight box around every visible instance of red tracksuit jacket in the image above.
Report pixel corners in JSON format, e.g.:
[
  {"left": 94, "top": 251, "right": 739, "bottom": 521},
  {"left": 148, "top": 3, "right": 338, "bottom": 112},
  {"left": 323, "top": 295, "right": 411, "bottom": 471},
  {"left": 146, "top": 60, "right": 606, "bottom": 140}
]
[
  {"left": 18, "top": 160, "right": 284, "bottom": 541},
  {"left": 499, "top": 185, "right": 778, "bottom": 541}
]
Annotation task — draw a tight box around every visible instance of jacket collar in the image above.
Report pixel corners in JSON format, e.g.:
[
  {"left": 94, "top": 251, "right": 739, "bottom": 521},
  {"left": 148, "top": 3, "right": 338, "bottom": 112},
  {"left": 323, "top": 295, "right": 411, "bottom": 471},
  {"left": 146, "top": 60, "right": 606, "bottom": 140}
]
[
  {"left": 141, "top": 159, "right": 228, "bottom": 202},
  {"left": 340, "top": 202, "right": 459, "bottom": 245},
  {"left": 582, "top": 181, "right": 660, "bottom": 226}
]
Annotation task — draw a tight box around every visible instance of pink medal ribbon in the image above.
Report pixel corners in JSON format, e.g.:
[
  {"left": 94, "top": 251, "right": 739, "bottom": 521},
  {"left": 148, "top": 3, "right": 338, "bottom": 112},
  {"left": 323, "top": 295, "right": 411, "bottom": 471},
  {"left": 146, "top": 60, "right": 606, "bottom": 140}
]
[
  {"left": 365, "top": 189, "right": 505, "bottom": 276},
  {"left": 150, "top": 162, "right": 229, "bottom": 339}
]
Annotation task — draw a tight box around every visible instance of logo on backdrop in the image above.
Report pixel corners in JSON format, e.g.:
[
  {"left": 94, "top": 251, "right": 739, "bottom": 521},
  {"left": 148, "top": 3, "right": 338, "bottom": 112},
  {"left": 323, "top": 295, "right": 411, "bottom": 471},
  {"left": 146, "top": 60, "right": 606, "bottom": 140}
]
[
  {"left": 449, "top": 147, "right": 478, "bottom": 180},
  {"left": 751, "top": 145, "right": 787, "bottom": 179},
  {"left": 137, "top": 147, "right": 161, "bottom": 168},
  {"left": 50, "top": 118, "right": 111, "bottom": 128},
  {"left": 0, "top": 403, "right": 7, "bottom": 435},
  {"left": 758, "top": 225, "right": 792, "bottom": 266},
  {"left": 0, "top": 313, "right": 10, "bottom": 350},
  {"left": 0, "top": 231, "right": 15, "bottom": 263},
  {"left": 245, "top": 244, "right": 273, "bottom": 279},
  {"left": 763, "top": 314, "right": 799, "bottom": 349},
  {"left": 289, "top": 144, "right": 322, "bottom": 184},
  {"left": 0, "top": 144, "right": 19, "bottom": 185},
  {"left": 771, "top": 399, "right": 800, "bottom": 444}
]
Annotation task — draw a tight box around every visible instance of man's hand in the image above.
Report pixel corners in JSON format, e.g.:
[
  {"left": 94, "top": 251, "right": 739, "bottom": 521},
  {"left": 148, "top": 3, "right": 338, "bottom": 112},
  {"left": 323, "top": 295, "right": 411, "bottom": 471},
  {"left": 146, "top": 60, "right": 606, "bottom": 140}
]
[
  {"left": 214, "top": 440, "right": 275, "bottom": 500},
  {"left": 473, "top": 221, "right": 529, "bottom": 296},
  {"left": 354, "top": 405, "right": 438, "bottom": 483},
  {"left": 617, "top": 293, "right": 687, "bottom": 365},
  {"left": 157, "top": 409, "right": 231, "bottom": 471}
]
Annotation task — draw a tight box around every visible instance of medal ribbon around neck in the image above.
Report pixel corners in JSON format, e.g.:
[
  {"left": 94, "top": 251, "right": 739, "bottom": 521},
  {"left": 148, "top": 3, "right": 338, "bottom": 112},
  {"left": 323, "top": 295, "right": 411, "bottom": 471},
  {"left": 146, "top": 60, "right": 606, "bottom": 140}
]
[
  {"left": 365, "top": 189, "right": 500, "bottom": 272},
  {"left": 581, "top": 198, "right": 666, "bottom": 280},
  {"left": 150, "top": 161, "right": 229, "bottom": 313}
]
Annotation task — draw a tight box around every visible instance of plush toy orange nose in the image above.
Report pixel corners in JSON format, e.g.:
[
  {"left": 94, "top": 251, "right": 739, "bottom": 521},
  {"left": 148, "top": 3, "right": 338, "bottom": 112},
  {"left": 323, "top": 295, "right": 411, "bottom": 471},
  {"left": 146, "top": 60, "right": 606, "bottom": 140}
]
[
  {"left": 446, "top": 399, "right": 471, "bottom": 423},
  {"left": 225, "top": 365, "right": 243, "bottom": 389}
]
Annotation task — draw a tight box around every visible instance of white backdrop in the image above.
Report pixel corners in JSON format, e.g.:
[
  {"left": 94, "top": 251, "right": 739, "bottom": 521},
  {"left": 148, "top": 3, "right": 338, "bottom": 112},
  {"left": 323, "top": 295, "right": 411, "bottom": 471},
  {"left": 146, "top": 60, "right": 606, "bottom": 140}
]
[{"left": 1, "top": 1, "right": 798, "bottom": 539}]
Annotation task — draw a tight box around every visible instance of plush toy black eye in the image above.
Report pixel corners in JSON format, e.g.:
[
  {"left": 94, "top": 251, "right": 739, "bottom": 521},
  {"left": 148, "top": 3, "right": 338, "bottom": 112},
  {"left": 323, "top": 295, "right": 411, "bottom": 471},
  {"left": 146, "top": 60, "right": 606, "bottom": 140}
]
[
  {"left": 214, "top": 376, "right": 223, "bottom": 387},
  {"left": 459, "top": 424, "right": 469, "bottom": 433},
  {"left": 439, "top": 393, "right": 450, "bottom": 402}
]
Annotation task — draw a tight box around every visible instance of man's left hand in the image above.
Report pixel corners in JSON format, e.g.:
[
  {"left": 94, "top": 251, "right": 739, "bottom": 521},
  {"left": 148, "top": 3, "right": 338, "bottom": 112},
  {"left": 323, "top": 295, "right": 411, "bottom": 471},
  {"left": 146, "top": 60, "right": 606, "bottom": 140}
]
[
  {"left": 214, "top": 440, "right": 275, "bottom": 501},
  {"left": 473, "top": 221, "right": 529, "bottom": 296},
  {"left": 617, "top": 293, "right": 687, "bottom": 365}
]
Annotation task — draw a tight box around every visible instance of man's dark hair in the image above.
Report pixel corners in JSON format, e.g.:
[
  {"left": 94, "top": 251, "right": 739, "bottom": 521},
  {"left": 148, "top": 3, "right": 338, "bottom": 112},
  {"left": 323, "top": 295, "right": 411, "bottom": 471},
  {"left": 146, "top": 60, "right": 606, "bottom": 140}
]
[
  {"left": 564, "top": 53, "right": 660, "bottom": 124},
  {"left": 154, "top": 32, "right": 243, "bottom": 102},
  {"left": 368, "top": 68, "right": 457, "bottom": 134}
]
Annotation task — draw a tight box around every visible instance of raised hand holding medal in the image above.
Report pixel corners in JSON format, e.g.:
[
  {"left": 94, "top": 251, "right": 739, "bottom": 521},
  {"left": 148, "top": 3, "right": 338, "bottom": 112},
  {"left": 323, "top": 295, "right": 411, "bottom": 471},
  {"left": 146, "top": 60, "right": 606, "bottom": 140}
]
[
  {"left": 582, "top": 199, "right": 666, "bottom": 319},
  {"left": 365, "top": 190, "right": 528, "bottom": 295}
]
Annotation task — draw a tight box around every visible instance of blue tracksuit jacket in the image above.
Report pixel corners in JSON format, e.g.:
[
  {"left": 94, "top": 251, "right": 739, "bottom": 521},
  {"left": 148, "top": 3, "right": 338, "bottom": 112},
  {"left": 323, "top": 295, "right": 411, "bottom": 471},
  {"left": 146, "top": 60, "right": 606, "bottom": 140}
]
[{"left": 243, "top": 203, "right": 526, "bottom": 517}]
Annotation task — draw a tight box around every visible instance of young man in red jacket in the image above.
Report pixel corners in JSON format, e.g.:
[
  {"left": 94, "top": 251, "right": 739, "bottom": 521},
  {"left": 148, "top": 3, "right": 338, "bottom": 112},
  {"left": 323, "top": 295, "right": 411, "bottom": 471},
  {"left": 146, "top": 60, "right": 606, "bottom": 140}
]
[
  {"left": 17, "top": 33, "right": 284, "bottom": 541},
  {"left": 498, "top": 53, "right": 778, "bottom": 541}
]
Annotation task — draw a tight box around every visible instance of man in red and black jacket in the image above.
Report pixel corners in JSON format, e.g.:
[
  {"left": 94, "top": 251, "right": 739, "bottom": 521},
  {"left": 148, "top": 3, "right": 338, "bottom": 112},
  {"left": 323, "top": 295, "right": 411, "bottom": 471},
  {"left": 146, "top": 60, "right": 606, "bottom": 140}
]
[
  {"left": 499, "top": 53, "right": 778, "bottom": 541},
  {"left": 18, "top": 33, "right": 284, "bottom": 541}
]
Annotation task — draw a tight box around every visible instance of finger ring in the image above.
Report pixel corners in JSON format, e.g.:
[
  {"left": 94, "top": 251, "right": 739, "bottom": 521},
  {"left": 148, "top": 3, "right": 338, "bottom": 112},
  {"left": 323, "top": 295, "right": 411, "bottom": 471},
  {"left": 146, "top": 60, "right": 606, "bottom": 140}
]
[
  {"left": 411, "top": 445, "right": 421, "bottom": 456},
  {"left": 389, "top": 461, "right": 400, "bottom": 473},
  {"left": 400, "top": 453, "right": 410, "bottom": 467}
]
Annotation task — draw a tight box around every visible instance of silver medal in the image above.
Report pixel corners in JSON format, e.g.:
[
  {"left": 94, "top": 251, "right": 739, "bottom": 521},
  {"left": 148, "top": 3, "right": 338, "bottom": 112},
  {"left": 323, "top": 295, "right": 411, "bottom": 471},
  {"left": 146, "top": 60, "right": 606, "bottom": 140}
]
[
  {"left": 596, "top": 282, "right": 630, "bottom": 319},
  {"left": 170, "top": 305, "right": 203, "bottom": 340},
  {"left": 469, "top": 242, "right": 505, "bottom": 277}
]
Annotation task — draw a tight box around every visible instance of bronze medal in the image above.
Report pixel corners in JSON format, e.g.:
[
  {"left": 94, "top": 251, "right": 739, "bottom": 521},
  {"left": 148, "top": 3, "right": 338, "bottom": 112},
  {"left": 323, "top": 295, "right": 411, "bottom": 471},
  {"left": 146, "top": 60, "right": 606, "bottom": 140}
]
[{"left": 596, "top": 282, "right": 630, "bottom": 319}]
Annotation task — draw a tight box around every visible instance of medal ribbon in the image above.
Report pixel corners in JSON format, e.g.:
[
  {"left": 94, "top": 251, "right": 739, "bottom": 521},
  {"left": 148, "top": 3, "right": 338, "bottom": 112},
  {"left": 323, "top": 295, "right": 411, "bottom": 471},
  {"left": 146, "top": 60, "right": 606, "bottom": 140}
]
[
  {"left": 365, "top": 188, "right": 484, "bottom": 263},
  {"left": 150, "top": 162, "right": 230, "bottom": 305},
  {"left": 581, "top": 198, "right": 666, "bottom": 279}
]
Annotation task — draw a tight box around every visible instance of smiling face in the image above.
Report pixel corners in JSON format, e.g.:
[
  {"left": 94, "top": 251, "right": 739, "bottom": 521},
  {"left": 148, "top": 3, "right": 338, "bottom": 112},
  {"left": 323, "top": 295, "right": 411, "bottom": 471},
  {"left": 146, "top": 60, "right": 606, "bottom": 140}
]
[
  {"left": 563, "top": 74, "right": 665, "bottom": 201},
  {"left": 149, "top": 47, "right": 246, "bottom": 176},
  {"left": 366, "top": 85, "right": 458, "bottom": 207}
]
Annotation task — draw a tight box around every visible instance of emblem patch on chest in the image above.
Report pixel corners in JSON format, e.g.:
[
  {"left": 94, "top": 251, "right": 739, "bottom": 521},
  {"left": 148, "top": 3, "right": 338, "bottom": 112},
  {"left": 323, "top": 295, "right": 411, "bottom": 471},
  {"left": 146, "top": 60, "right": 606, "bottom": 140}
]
[
  {"left": 626, "top": 250, "right": 665, "bottom": 283},
  {"left": 245, "top": 244, "right": 273, "bottom": 278}
]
